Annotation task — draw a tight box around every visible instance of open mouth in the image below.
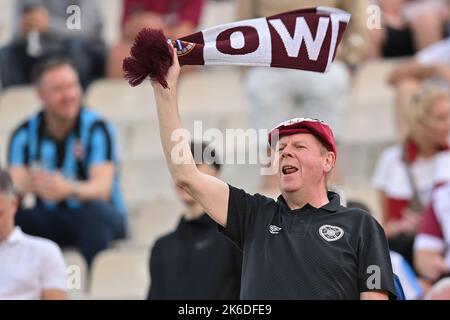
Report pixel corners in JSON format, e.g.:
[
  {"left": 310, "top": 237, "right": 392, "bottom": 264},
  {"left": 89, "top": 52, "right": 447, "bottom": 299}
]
[{"left": 282, "top": 165, "right": 299, "bottom": 175}]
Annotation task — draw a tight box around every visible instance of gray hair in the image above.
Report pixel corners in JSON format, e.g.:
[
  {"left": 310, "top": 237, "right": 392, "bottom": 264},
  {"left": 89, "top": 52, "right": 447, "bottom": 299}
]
[{"left": 0, "top": 169, "right": 16, "bottom": 198}]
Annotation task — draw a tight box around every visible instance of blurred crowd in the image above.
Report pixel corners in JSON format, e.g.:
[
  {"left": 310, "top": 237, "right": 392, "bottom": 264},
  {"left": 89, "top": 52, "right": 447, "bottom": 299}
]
[{"left": 1, "top": 0, "right": 450, "bottom": 300}]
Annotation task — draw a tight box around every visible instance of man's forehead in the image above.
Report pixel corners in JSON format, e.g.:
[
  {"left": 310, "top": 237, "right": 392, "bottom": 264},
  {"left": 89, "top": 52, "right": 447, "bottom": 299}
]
[
  {"left": 41, "top": 65, "right": 77, "bottom": 83},
  {"left": 279, "top": 132, "right": 315, "bottom": 144}
]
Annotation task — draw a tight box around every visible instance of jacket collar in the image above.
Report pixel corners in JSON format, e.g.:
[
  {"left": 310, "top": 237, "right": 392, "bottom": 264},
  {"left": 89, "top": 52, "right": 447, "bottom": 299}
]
[{"left": 277, "top": 191, "right": 341, "bottom": 213}]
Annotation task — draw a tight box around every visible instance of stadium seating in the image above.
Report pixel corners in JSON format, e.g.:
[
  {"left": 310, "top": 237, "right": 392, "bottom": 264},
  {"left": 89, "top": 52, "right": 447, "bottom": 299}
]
[
  {"left": 89, "top": 247, "right": 149, "bottom": 299},
  {"left": 98, "top": 0, "right": 122, "bottom": 46},
  {"left": 0, "top": 0, "right": 13, "bottom": 45},
  {"left": 200, "top": 0, "right": 236, "bottom": 29},
  {"left": 177, "top": 67, "right": 250, "bottom": 130},
  {"left": 129, "top": 197, "right": 182, "bottom": 246},
  {"left": 0, "top": 86, "right": 39, "bottom": 164},
  {"left": 85, "top": 79, "right": 156, "bottom": 122},
  {"left": 63, "top": 249, "right": 89, "bottom": 299},
  {"left": 343, "top": 58, "right": 404, "bottom": 144}
]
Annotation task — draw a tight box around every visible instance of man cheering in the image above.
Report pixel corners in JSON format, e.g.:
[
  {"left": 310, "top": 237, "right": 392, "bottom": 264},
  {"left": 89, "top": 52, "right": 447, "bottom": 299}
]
[{"left": 150, "top": 48, "right": 396, "bottom": 300}]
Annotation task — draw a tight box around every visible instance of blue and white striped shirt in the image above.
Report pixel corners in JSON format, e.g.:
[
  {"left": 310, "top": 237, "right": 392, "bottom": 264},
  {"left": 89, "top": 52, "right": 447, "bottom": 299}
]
[{"left": 8, "top": 107, "right": 126, "bottom": 215}]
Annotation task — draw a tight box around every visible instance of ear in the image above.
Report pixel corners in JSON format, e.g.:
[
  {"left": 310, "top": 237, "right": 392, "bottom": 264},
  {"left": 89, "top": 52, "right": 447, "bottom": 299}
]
[{"left": 323, "top": 151, "right": 336, "bottom": 173}]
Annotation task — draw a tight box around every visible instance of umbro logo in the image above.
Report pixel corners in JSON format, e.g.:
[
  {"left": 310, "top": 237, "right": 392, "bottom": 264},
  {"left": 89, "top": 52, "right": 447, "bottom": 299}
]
[
  {"left": 319, "top": 224, "right": 344, "bottom": 241},
  {"left": 269, "top": 225, "right": 282, "bottom": 234}
]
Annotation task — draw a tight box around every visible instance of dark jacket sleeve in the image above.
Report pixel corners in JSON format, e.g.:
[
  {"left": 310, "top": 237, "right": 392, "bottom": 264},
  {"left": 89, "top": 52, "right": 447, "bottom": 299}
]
[
  {"left": 219, "top": 184, "right": 264, "bottom": 250},
  {"left": 357, "top": 214, "right": 397, "bottom": 299}
]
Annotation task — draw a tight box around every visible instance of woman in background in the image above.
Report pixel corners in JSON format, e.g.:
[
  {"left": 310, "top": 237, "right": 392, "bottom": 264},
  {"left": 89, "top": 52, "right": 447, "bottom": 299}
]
[{"left": 372, "top": 84, "right": 450, "bottom": 266}]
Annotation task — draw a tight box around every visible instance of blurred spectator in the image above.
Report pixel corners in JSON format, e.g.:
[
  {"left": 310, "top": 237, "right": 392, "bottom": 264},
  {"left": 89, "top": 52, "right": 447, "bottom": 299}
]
[
  {"left": 237, "top": 0, "right": 369, "bottom": 192},
  {"left": 0, "top": 169, "right": 68, "bottom": 300},
  {"left": 347, "top": 200, "right": 424, "bottom": 300},
  {"left": 107, "top": 0, "right": 205, "bottom": 78},
  {"left": 414, "top": 181, "right": 450, "bottom": 283},
  {"left": 7, "top": 58, "right": 127, "bottom": 267},
  {"left": 366, "top": 0, "right": 450, "bottom": 59},
  {"left": 0, "top": 0, "right": 105, "bottom": 90},
  {"left": 372, "top": 84, "right": 450, "bottom": 266},
  {"left": 389, "top": 250, "right": 424, "bottom": 299},
  {"left": 424, "top": 277, "right": 450, "bottom": 299},
  {"left": 148, "top": 142, "right": 242, "bottom": 300},
  {"left": 389, "top": 36, "right": 450, "bottom": 138}
]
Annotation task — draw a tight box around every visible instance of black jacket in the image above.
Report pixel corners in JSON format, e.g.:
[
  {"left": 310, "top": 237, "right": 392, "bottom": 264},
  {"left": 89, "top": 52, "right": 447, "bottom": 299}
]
[{"left": 147, "top": 213, "right": 242, "bottom": 300}]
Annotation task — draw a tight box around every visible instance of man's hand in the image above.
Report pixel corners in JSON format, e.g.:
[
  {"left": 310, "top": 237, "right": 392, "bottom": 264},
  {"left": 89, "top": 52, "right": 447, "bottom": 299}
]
[
  {"left": 33, "top": 171, "right": 73, "bottom": 203},
  {"left": 20, "top": 7, "right": 50, "bottom": 36},
  {"left": 150, "top": 44, "right": 181, "bottom": 95}
]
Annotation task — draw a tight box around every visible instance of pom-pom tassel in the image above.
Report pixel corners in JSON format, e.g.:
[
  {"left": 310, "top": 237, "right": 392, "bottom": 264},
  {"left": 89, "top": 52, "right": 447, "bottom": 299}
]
[{"left": 122, "top": 28, "right": 174, "bottom": 88}]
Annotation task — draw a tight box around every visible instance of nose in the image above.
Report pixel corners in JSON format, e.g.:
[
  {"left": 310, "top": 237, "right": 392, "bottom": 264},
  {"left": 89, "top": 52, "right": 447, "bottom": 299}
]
[{"left": 280, "top": 146, "right": 294, "bottom": 159}]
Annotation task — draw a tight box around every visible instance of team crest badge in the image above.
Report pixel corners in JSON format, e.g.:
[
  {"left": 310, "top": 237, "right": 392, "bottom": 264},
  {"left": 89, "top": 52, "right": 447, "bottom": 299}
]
[
  {"left": 319, "top": 225, "right": 344, "bottom": 242},
  {"left": 269, "top": 225, "right": 282, "bottom": 235},
  {"left": 173, "top": 39, "right": 196, "bottom": 56}
]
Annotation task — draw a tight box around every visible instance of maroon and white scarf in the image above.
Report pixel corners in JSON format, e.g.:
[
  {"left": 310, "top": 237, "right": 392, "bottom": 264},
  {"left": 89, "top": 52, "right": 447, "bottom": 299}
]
[{"left": 123, "top": 7, "right": 351, "bottom": 88}]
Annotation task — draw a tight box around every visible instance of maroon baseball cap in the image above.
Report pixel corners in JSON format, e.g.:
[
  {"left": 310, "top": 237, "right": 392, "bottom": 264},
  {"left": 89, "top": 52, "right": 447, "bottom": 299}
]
[{"left": 268, "top": 118, "right": 337, "bottom": 158}]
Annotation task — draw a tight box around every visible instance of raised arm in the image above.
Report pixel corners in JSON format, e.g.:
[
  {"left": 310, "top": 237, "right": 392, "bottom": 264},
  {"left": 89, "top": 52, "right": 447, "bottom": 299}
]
[
  {"left": 388, "top": 59, "right": 435, "bottom": 85},
  {"left": 150, "top": 47, "right": 229, "bottom": 227}
]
